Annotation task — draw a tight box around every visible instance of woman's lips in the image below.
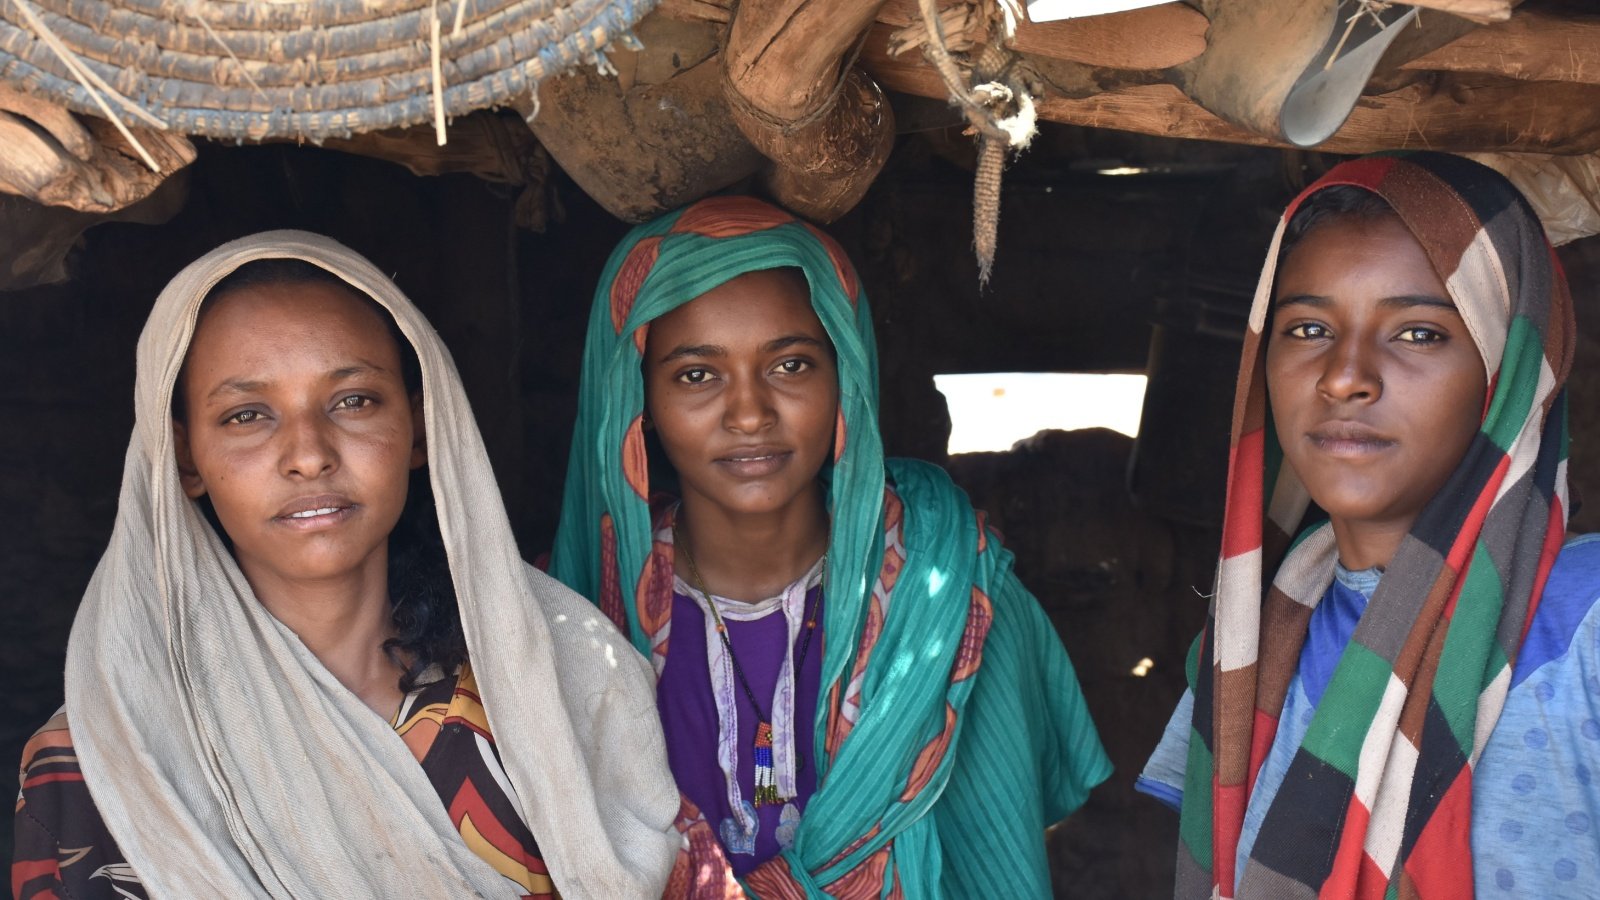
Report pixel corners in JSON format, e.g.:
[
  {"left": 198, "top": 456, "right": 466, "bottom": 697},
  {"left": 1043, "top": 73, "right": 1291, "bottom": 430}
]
[
  {"left": 1307, "top": 422, "right": 1396, "bottom": 458},
  {"left": 714, "top": 447, "right": 792, "bottom": 478},
  {"left": 273, "top": 495, "right": 358, "bottom": 530}
]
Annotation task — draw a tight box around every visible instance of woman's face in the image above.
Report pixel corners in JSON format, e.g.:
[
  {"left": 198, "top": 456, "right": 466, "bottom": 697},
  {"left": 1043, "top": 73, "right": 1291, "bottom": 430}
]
[
  {"left": 643, "top": 268, "right": 839, "bottom": 520},
  {"left": 1267, "top": 213, "right": 1487, "bottom": 540},
  {"left": 174, "top": 279, "right": 425, "bottom": 590}
]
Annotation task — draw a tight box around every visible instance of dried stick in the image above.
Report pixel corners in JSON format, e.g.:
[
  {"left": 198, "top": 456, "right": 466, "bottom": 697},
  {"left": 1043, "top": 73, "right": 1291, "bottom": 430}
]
[{"left": 431, "top": 0, "right": 447, "bottom": 145}]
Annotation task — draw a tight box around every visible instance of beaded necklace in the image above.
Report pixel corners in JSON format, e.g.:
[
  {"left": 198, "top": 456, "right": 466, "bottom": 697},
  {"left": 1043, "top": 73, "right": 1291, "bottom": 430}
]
[{"left": 673, "top": 519, "right": 822, "bottom": 807}]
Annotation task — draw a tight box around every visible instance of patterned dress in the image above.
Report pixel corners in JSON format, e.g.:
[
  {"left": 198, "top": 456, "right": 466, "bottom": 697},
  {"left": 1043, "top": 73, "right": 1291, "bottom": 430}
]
[
  {"left": 13, "top": 663, "right": 553, "bottom": 899},
  {"left": 656, "top": 570, "right": 825, "bottom": 876}
]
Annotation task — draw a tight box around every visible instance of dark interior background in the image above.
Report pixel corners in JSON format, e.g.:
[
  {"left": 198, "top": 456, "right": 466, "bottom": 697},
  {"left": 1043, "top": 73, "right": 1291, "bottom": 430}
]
[{"left": 3, "top": 120, "right": 1599, "bottom": 898}]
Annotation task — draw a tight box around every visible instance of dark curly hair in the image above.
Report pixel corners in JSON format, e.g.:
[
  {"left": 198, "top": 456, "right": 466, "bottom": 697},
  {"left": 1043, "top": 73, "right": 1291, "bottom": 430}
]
[{"left": 180, "top": 258, "right": 466, "bottom": 693}]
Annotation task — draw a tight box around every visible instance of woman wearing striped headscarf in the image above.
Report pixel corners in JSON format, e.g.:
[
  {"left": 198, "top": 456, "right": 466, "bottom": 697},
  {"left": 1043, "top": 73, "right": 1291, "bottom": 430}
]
[
  {"left": 549, "top": 196, "right": 1110, "bottom": 897},
  {"left": 1138, "top": 152, "right": 1598, "bottom": 898}
]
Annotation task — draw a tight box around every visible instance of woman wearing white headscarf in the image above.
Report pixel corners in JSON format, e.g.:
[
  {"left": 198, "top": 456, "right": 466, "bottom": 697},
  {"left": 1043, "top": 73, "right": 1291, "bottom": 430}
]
[{"left": 12, "top": 231, "right": 678, "bottom": 899}]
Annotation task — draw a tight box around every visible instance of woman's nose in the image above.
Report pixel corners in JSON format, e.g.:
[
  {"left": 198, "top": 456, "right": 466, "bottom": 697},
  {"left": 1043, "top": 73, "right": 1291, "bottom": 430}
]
[
  {"left": 278, "top": 414, "right": 338, "bottom": 479},
  {"left": 723, "top": 377, "right": 777, "bottom": 433},
  {"left": 1316, "top": 339, "right": 1382, "bottom": 403}
]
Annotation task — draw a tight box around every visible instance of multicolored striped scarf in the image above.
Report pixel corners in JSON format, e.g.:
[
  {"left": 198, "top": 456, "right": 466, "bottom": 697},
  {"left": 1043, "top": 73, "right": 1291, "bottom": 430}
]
[
  {"left": 551, "top": 197, "right": 1105, "bottom": 897},
  {"left": 1178, "top": 153, "right": 1576, "bottom": 898}
]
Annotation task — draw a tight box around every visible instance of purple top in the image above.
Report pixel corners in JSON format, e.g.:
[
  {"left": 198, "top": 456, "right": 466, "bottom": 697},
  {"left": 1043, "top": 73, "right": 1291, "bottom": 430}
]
[{"left": 656, "top": 584, "right": 824, "bottom": 876}]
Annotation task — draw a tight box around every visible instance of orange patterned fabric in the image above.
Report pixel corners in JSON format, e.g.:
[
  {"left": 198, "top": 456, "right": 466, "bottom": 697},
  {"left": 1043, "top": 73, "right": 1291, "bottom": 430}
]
[
  {"left": 900, "top": 706, "right": 958, "bottom": 803},
  {"left": 611, "top": 237, "right": 662, "bottom": 335},
  {"left": 623, "top": 416, "right": 651, "bottom": 500},
  {"left": 13, "top": 666, "right": 553, "bottom": 900},
  {"left": 801, "top": 223, "right": 859, "bottom": 308},
  {"left": 670, "top": 197, "right": 796, "bottom": 238}
]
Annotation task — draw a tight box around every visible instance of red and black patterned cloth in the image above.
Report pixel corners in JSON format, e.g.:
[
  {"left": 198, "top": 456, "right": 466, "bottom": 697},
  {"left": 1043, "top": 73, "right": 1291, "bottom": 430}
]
[{"left": 14, "top": 664, "right": 554, "bottom": 899}]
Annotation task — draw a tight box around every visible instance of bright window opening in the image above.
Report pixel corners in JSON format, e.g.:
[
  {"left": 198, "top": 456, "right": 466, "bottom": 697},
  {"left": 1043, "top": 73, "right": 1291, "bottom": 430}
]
[{"left": 934, "top": 372, "right": 1148, "bottom": 455}]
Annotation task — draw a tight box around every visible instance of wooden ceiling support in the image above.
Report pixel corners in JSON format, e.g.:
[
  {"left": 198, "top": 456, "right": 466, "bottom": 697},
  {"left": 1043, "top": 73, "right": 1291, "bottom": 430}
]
[
  {"left": 722, "top": 0, "right": 895, "bottom": 222},
  {"left": 524, "top": 55, "right": 766, "bottom": 223},
  {"left": 1401, "top": 0, "right": 1515, "bottom": 24},
  {"left": 862, "top": 0, "right": 1600, "bottom": 156},
  {"left": 1403, "top": 4, "right": 1600, "bottom": 84},
  {"left": 0, "top": 170, "right": 186, "bottom": 290},
  {"left": 0, "top": 84, "right": 193, "bottom": 214},
  {"left": 877, "top": 0, "right": 1208, "bottom": 69},
  {"left": 865, "top": 31, "right": 1600, "bottom": 156},
  {"left": 6, "top": 0, "right": 1600, "bottom": 225}
]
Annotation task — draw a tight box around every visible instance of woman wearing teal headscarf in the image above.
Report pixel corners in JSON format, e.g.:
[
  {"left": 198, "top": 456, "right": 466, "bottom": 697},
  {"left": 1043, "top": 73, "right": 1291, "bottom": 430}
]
[{"left": 551, "top": 197, "right": 1110, "bottom": 897}]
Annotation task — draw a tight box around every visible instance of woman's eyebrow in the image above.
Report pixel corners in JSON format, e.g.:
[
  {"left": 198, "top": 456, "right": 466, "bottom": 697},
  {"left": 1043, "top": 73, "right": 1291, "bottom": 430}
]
[
  {"left": 329, "top": 361, "right": 391, "bottom": 379},
  {"left": 1378, "top": 294, "right": 1458, "bottom": 312},
  {"left": 203, "top": 362, "right": 391, "bottom": 402},
  {"left": 1273, "top": 293, "right": 1328, "bottom": 309},
  {"left": 763, "top": 335, "right": 826, "bottom": 352},
  {"left": 1272, "top": 293, "right": 1458, "bottom": 312},
  {"left": 658, "top": 343, "right": 725, "bottom": 364},
  {"left": 206, "top": 378, "right": 267, "bottom": 402}
]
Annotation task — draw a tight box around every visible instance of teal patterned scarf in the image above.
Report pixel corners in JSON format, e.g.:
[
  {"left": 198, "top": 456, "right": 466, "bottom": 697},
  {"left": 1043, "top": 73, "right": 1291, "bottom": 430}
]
[{"left": 551, "top": 197, "right": 1108, "bottom": 897}]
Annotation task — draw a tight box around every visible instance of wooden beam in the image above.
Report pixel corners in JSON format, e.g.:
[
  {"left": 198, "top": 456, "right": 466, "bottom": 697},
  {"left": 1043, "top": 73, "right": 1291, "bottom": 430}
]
[
  {"left": 1031, "top": 84, "right": 1284, "bottom": 149},
  {"left": 0, "top": 92, "right": 193, "bottom": 214},
  {"left": 654, "top": 0, "right": 731, "bottom": 24},
  {"left": 0, "top": 172, "right": 186, "bottom": 290},
  {"left": 1071, "top": 78, "right": 1600, "bottom": 154},
  {"left": 662, "top": 0, "right": 1207, "bottom": 69},
  {"left": 1403, "top": 5, "right": 1600, "bottom": 84},
  {"left": 1400, "top": 0, "right": 1514, "bottom": 24},
  {"left": 524, "top": 57, "right": 766, "bottom": 224},
  {"left": 727, "top": 0, "right": 889, "bottom": 120},
  {"left": 876, "top": 0, "right": 1205, "bottom": 68},
  {"left": 317, "top": 113, "right": 542, "bottom": 185},
  {"left": 864, "top": 34, "right": 1600, "bottom": 154},
  {"left": 724, "top": 0, "right": 896, "bottom": 221}
]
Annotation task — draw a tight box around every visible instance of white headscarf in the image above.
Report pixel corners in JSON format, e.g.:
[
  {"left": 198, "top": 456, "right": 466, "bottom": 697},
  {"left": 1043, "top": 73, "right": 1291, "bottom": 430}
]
[{"left": 63, "top": 230, "right": 679, "bottom": 899}]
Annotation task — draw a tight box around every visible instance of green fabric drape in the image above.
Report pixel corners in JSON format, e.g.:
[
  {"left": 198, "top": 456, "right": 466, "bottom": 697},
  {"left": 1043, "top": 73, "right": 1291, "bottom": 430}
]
[{"left": 551, "top": 197, "right": 1109, "bottom": 897}]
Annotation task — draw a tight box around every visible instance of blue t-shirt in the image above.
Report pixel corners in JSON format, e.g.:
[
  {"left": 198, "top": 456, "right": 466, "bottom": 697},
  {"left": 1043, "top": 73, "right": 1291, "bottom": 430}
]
[{"left": 1139, "top": 535, "right": 1600, "bottom": 897}]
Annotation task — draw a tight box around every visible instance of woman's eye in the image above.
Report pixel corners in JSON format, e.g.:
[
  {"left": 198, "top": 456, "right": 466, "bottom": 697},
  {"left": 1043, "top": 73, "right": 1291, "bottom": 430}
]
[
  {"left": 775, "top": 359, "right": 810, "bottom": 375},
  {"left": 1397, "top": 327, "right": 1444, "bottom": 343},
  {"left": 223, "top": 409, "right": 262, "bottom": 425},
  {"left": 335, "top": 395, "right": 373, "bottom": 410},
  {"left": 1285, "top": 322, "right": 1329, "bottom": 339},
  {"left": 677, "top": 368, "right": 711, "bottom": 385}
]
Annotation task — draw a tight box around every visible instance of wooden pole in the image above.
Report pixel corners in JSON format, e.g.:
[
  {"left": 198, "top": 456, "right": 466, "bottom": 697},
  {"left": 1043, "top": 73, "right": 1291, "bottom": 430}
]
[{"left": 723, "top": 0, "right": 896, "bottom": 222}]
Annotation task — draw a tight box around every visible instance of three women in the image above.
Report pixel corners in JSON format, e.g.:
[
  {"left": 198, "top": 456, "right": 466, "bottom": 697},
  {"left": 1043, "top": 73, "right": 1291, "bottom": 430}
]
[{"left": 16, "top": 149, "right": 1589, "bottom": 900}]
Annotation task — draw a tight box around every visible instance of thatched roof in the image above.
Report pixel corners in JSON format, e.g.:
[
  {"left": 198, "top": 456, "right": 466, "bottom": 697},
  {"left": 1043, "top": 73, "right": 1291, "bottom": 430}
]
[
  {"left": 0, "top": 0, "right": 652, "bottom": 212},
  {"left": 0, "top": 0, "right": 653, "bottom": 139}
]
